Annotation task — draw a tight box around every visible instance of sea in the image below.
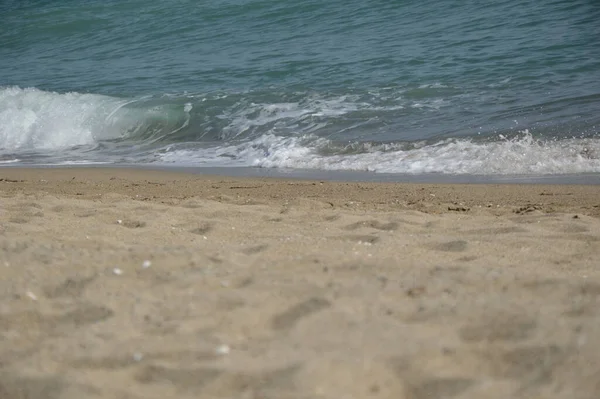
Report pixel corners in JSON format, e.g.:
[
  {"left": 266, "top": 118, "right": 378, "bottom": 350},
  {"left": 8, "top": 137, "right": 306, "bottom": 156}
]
[{"left": 1, "top": 0, "right": 600, "bottom": 181}]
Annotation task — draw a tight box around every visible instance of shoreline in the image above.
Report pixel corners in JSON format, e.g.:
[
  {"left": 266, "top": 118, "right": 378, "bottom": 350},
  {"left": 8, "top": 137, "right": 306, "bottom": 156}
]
[
  {"left": 1, "top": 166, "right": 600, "bottom": 217},
  {"left": 1, "top": 166, "right": 600, "bottom": 398},
  {"left": 3, "top": 164, "right": 600, "bottom": 185}
]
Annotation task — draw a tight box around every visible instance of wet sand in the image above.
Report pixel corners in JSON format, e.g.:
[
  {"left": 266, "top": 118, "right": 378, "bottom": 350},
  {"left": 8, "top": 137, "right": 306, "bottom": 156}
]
[{"left": 1, "top": 167, "right": 600, "bottom": 399}]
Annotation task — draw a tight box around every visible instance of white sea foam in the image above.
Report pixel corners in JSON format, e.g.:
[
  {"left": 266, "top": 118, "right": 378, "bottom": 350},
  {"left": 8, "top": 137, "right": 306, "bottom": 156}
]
[
  {"left": 217, "top": 94, "right": 404, "bottom": 140},
  {"left": 0, "top": 87, "right": 134, "bottom": 150},
  {"left": 0, "top": 159, "right": 20, "bottom": 164},
  {"left": 158, "top": 131, "right": 600, "bottom": 175},
  {"left": 254, "top": 132, "right": 600, "bottom": 174},
  {"left": 56, "top": 160, "right": 113, "bottom": 165}
]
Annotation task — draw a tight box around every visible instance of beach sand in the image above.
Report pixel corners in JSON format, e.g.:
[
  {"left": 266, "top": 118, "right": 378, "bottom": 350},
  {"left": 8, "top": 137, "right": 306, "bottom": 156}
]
[{"left": 1, "top": 167, "right": 600, "bottom": 399}]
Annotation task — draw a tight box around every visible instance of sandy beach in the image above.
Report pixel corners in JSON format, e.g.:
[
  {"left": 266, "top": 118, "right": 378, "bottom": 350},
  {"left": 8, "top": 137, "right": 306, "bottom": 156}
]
[{"left": 1, "top": 167, "right": 600, "bottom": 399}]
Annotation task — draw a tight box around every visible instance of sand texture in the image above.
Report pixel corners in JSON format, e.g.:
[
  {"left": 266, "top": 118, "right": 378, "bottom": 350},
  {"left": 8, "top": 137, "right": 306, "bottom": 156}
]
[{"left": 1, "top": 168, "right": 600, "bottom": 399}]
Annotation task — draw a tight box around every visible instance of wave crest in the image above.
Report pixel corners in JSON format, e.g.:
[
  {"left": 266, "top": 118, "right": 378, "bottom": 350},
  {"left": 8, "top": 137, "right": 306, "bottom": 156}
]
[{"left": 0, "top": 87, "right": 192, "bottom": 151}]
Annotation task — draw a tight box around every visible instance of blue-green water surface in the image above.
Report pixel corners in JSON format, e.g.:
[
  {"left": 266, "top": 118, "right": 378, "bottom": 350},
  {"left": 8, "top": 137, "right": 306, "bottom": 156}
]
[{"left": 1, "top": 0, "right": 599, "bottom": 174}]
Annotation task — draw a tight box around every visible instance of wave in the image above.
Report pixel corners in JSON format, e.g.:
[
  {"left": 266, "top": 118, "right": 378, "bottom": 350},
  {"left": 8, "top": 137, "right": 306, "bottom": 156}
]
[
  {"left": 0, "top": 86, "right": 193, "bottom": 151},
  {"left": 0, "top": 86, "right": 409, "bottom": 151},
  {"left": 2, "top": 87, "right": 600, "bottom": 175},
  {"left": 158, "top": 131, "right": 600, "bottom": 175}
]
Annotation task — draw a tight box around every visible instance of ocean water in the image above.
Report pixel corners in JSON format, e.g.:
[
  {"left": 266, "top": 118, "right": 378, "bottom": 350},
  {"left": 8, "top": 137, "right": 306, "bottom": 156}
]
[{"left": 1, "top": 0, "right": 599, "bottom": 176}]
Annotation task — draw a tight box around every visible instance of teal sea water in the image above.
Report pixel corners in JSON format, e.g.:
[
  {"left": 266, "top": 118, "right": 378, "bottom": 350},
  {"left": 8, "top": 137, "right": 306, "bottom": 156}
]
[{"left": 1, "top": 0, "right": 599, "bottom": 175}]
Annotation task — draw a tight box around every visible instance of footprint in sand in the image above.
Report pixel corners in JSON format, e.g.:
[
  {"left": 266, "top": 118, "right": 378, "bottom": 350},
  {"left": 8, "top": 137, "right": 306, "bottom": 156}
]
[
  {"left": 189, "top": 222, "right": 214, "bottom": 235},
  {"left": 344, "top": 220, "right": 399, "bottom": 231},
  {"left": 43, "top": 275, "right": 97, "bottom": 298},
  {"left": 58, "top": 304, "right": 114, "bottom": 327},
  {"left": 271, "top": 297, "right": 331, "bottom": 330},
  {"left": 241, "top": 244, "right": 269, "bottom": 255},
  {"left": 459, "top": 312, "right": 537, "bottom": 343},
  {"left": 432, "top": 240, "right": 468, "bottom": 252},
  {"left": 339, "top": 235, "right": 380, "bottom": 244},
  {"left": 8, "top": 217, "right": 29, "bottom": 224},
  {"left": 118, "top": 219, "right": 147, "bottom": 228}
]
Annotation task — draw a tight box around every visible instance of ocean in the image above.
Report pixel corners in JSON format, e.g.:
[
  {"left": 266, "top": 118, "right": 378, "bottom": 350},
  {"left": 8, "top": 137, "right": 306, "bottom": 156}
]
[{"left": 1, "top": 0, "right": 600, "bottom": 178}]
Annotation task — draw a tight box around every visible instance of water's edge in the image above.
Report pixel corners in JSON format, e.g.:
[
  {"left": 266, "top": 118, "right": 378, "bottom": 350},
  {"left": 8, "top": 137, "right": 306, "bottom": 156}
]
[{"left": 2, "top": 164, "right": 599, "bottom": 185}]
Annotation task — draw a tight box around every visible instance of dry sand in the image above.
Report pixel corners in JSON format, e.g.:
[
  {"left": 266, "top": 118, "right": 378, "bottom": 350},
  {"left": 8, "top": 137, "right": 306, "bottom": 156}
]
[{"left": 1, "top": 167, "right": 600, "bottom": 399}]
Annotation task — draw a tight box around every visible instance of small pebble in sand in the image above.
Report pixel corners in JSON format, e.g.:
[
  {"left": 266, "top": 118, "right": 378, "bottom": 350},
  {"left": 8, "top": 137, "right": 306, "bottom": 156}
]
[
  {"left": 113, "top": 268, "right": 123, "bottom": 275},
  {"left": 25, "top": 291, "right": 38, "bottom": 301},
  {"left": 215, "top": 344, "right": 230, "bottom": 355},
  {"left": 117, "top": 219, "right": 123, "bottom": 224},
  {"left": 133, "top": 352, "right": 144, "bottom": 362},
  {"left": 142, "top": 260, "right": 151, "bottom": 269}
]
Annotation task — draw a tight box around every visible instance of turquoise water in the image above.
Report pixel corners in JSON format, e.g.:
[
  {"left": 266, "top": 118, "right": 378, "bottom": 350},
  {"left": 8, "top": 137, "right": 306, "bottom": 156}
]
[{"left": 1, "top": 0, "right": 599, "bottom": 174}]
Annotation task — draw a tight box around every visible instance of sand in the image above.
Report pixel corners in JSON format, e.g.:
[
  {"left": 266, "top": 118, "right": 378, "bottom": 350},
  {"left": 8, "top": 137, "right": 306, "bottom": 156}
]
[{"left": 1, "top": 167, "right": 600, "bottom": 399}]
